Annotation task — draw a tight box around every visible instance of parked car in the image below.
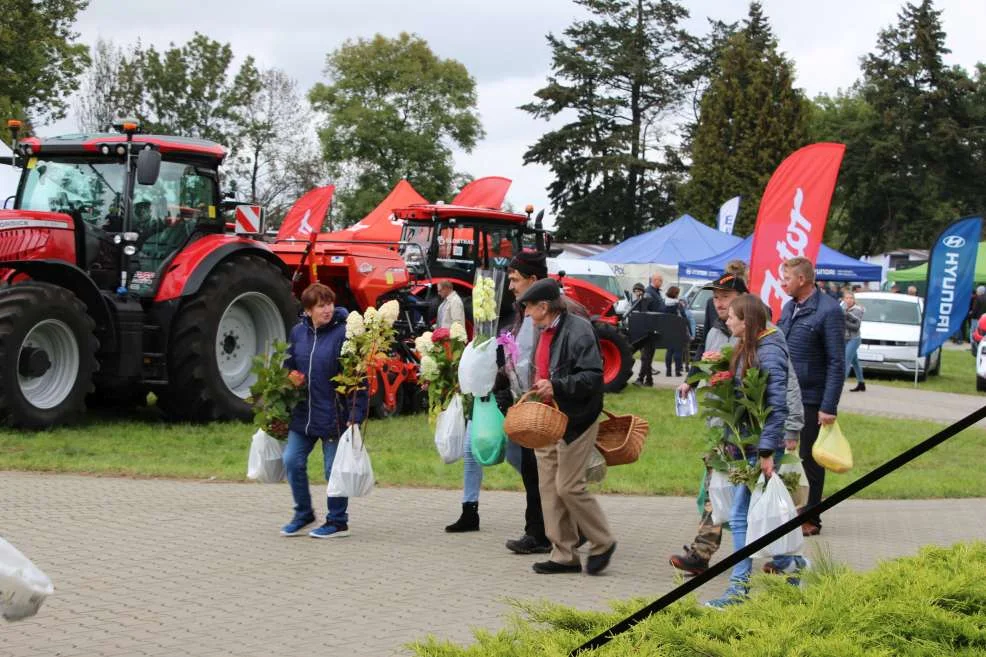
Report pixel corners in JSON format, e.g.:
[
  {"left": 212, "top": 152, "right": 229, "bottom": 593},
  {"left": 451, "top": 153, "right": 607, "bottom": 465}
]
[
  {"left": 685, "top": 285, "right": 714, "bottom": 357},
  {"left": 855, "top": 292, "right": 941, "bottom": 379}
]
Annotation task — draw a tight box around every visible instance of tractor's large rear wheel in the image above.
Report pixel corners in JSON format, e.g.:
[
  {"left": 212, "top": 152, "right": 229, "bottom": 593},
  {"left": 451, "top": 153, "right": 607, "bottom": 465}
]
[
  {"left": 158, "top": 256, "right": 297, "bottom": 422},
  {"left": 0, "top": 283, "right": 98, "bottom": 428},
  {"left": 594, "top": 323, "right": 633, "bottom": 393}
]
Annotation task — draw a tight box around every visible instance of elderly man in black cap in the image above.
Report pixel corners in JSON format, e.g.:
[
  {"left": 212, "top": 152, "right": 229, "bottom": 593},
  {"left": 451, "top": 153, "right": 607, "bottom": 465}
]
[{"left": 517, "top": 278, "right": 616, "bottom": 575}]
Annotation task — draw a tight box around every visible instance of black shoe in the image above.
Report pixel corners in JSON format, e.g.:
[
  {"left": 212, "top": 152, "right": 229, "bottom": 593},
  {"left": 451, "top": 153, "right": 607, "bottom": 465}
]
[
  {"left": 586, "top": 542, "right": 616, "bottom": 575},
  {"left": 445, "top": 502, "right": 479, "bottom": 532},
  {"left": 665, "top": 370, "right": 672, "bottom": 377},
  {"left": 850, "top": 382, "right": 866, "bottom": 392},
  {"left": 506, "top": 534, "right": 552, "bottom": 554},
  {"left": 532, "top": 560, "right": 582, "bottom": 574},
  {"left": 669, "top": 548, "right": 709, "bottom": 575}
]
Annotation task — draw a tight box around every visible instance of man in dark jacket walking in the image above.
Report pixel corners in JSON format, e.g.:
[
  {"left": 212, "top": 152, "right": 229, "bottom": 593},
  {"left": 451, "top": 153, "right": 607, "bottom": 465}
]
[
  {"left": 777, "top": 257, "right": 845, "bottom": 536},
  {"left": 634, "top": 272, "right": 667, "bottom": 386},
  {"left": 518, "top": 278, "right": 616, "bottom": 575}
]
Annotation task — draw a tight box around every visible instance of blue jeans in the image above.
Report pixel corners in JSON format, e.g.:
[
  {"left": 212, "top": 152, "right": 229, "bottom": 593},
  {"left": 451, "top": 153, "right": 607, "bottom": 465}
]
[
  {"left": 505, "top": 440, "right": 523, "bottom": 473},
  {"left": 283, "top": 430, "right": 348, "bottom": 525},
  {"left": 845, "top": 336, "right": 863, "bottom": 382},
  {"left": 462, "top": 423, "right": 483, "bottom": 503}
]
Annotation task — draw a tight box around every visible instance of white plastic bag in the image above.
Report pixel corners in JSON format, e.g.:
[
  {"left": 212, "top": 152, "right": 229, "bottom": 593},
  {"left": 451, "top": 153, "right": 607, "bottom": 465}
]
[
  {"left": 457, "top": 338, "right": 498, "bottom": 396},
  {"left": 586, "top": 447, "right": 607, "bottom": 483},
  {"left": 327, "top": 425, "right": 375, "bottom": 497},
  {"left": 707, "top": 469, "right": 734, "bottom": 525},
  {"left": 246, "top": 428, "right": 285, "bottom": 483},
  {"left": 0, "top": 537, "right": 54, "bottom": 622},
  {"left": 778, "top": 451, "right": 810, "bottom": 508},
  {"left": 747, "top": 474, "right": 804, "bottom": 558},
  {"left": 435, "top": 394, "right": 467, "bottom": 464}
]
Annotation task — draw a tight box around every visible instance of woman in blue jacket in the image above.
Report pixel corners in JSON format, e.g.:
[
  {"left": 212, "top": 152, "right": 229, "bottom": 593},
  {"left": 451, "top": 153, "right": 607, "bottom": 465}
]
[
  {"left": 706, "top": 294, "right": 806, "bottom": 608},
  {"left": 281, "top": 283, "right": 368, "bottom": 539}
]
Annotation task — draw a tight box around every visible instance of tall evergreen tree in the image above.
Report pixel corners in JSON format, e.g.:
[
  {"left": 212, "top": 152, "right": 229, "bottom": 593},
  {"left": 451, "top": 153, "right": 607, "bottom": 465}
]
[
  {"left": 523, "top": 0, "right": 699, "bottom": 243},
  {"left": 679, "top": 2, "right": 809, "bottom": 235},
  {"left": 851, "top": 0, "right": 984, "bottom": 250}
]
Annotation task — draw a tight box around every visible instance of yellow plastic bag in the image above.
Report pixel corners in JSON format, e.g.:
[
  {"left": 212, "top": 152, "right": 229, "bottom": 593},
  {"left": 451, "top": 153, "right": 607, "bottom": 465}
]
[{"left": 813, "top": 421, "right": 853, "bottom": 473}]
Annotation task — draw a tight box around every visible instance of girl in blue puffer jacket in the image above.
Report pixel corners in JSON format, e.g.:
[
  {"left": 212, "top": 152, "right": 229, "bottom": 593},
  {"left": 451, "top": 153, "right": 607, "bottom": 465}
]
[
  {"left": 280, "top": 284, "right": 368, "bottom": 540},
  {"left": 706, "top": 294, "right": 806, "bottom": 609}
]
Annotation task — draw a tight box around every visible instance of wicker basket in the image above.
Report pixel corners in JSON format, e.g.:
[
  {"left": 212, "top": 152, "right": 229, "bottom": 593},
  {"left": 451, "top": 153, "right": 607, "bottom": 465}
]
[
  {"left": 596, "top": 410, "right": 649, "bottom": 466},
  {"left": 503, "top": 391, "right": 568, "bottom": 449}
]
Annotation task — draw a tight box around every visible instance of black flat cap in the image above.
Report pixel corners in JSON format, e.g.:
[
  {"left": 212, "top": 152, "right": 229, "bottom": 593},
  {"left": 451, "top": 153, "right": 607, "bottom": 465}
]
[
  {"left": 517, "top": 277, "right": 561, "bottom": 305},
  {"left": 509, "top": 251, "right": 548, "bottom": 279}
]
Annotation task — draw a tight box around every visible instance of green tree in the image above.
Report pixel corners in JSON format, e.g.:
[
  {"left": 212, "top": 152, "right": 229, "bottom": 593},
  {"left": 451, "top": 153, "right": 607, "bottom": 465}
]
[
  {"left": 0, "top": 0, "right": 90, "bottom": 124},
  {"left": 308, "top": 33, "right": 483, "bottom": 220},
  {"left": 847, "top": 0, "right": 984, "bottom": 251},
  {"left": 680, "top": 2, "right": 809, "bottom": 235},
  {"left": 523, "top": 0, "right": 699, "bottom": 242}
]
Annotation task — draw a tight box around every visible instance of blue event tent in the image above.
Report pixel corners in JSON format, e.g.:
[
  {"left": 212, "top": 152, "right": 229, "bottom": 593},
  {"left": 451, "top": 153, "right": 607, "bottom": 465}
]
[
  {"left": 678, "top": 235, "right": 882, "bottom": 281},
  {"left": 589, "top": 215, "right": 743, "bottom": 265}
]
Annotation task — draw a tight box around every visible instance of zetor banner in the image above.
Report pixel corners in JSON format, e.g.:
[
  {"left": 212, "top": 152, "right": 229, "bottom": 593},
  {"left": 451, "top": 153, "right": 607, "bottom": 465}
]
[
  {"left": 276, "top": 184, "right": 335, "bottom": 241},
  {"left": 919, "top": 216, "right": 982, "bottom": 357},
  {"left": 748, "top": 143, "right": 846, "bottom": 320}
]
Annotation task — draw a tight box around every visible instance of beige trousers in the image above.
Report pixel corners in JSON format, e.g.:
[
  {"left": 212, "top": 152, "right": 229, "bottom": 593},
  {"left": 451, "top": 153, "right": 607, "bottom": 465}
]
[{"left": 535, "top": 422, "right": 614, "bottom": 564}]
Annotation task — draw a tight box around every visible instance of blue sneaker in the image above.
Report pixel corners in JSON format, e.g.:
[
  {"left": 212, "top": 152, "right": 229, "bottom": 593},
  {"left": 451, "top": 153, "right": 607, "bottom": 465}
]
[
  {"left": 280, "top": 514, "right": 315, "bottom": 536},
  {"left": 763, "top": 555, "right": 810, "bottom": 585},
  {"left": 704, "top": 583, "right": 749, "bottom": 610},
  {"left": 309, "top": 523, "right": 350, "bottom": 539}
]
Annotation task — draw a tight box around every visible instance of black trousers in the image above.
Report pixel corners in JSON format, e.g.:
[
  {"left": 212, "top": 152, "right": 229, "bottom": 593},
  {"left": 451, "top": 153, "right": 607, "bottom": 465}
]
[
  {"left": 520, "top": 445, "right": 546, "bottom": 540},
  {"left": 638, "top": 340, "right": 656, "bottom": 381},
  {"left": 799, "top": 404, "right": 825, "bottom": 526}
]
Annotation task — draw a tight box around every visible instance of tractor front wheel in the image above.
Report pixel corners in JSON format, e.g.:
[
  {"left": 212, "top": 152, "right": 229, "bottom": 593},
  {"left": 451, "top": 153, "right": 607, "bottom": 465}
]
[
  {"left": 0, "top": 283, "right": 98, "bottom": 428},
  {"left": 158, "top": 256, "right": 297, "bottom": 422},
  {"left": 594, "top": 323, "right": 633, "bottom": 393}
]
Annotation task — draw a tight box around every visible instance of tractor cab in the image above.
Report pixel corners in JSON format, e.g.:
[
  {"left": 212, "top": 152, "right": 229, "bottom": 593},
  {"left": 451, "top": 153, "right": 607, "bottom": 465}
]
[{"left": 3, "top": 123, "right": 227, "bottom": 295}]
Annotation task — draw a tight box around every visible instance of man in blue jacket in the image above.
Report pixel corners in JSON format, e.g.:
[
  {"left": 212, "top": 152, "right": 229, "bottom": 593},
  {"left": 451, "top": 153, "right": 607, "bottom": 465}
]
[
  {"left": 777, "top": 257, "right": 845, "bottom": 536},
  {"left": 281, "top": 284, "right": 368, "bottom": 539}
]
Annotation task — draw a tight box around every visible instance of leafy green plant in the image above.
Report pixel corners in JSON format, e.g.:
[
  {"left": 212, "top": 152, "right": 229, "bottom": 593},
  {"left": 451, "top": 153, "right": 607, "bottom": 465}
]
[{"left": 248, "top": 340, "right": 306, "bottom": 439}]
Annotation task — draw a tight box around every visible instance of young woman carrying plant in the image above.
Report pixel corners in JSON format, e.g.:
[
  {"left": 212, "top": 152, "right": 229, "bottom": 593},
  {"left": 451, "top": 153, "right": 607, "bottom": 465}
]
[{"left": 705, "top": 294, "right": 805, "bottom": 609}]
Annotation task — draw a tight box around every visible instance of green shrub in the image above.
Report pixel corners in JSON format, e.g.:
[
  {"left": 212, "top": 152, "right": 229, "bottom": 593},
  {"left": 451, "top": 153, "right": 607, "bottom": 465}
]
[{"left": 408, "top": 542, "right": 986, "bottom": 656}]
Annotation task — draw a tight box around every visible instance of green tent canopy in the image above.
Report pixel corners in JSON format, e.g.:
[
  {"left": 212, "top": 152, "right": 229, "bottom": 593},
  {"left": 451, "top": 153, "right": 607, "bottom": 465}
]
[{"left": 887, "top": 240, "right": 986, "bottom": 284}]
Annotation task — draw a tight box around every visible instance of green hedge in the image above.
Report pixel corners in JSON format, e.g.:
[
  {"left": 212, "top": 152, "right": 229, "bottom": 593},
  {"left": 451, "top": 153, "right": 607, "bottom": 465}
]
[{"left": 409, "top": 542, "right": 986, "bottom": 656}]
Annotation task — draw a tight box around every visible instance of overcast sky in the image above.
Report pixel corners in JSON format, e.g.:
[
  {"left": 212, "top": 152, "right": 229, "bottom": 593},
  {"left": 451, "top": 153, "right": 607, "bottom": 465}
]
[{"left": 27, "top": 0, "right": 986, "bottom": 221}]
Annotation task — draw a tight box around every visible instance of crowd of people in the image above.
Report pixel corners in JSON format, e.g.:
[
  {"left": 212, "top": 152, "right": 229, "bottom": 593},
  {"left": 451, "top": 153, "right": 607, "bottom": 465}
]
[{"left": 275, "top": 252, "right": 856, "bottom": 601}]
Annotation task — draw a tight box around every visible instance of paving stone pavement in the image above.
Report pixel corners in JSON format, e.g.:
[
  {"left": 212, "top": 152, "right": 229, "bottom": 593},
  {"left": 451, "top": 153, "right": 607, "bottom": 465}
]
[{"left": 2, "top": 472, "right": 985, "bottom": 656}]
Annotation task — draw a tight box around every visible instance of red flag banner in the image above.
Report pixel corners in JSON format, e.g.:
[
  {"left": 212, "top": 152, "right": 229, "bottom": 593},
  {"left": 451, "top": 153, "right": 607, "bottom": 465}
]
[
  {"left": 276, "top": 184, "right": 335, "bottom": 241},
  {"left": 451, "top": 176, "right": 511, "bottom": 209},
  {"left": 748, "top": 143, "right": 846, "bottom": 320}
]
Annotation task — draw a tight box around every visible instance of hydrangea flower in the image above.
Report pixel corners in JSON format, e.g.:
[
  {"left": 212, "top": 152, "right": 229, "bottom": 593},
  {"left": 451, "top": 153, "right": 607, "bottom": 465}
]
[
  {"left": 450, "top": 321, "right": 467, "bottom": 343},
  {"left": 379, "top": 300, "right": 400, "bottom": 327},
  {"left": 345, "top": 311, "right": 365, "bottom": 338}
]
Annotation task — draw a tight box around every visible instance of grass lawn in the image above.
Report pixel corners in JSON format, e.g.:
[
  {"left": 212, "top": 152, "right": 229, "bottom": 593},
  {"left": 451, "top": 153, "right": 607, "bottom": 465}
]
[
  {"left": 861, "top": 346, "right": 982, "bottom": 396},
  {"left": 1, "top": 386, "right": 983, "bottom": 498}
]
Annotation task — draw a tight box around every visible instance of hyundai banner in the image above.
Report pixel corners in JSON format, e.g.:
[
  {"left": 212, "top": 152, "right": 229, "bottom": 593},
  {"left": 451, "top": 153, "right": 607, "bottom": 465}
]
[
  {"left": 716, "top": 196, "right": 741, "bottom": 235},
  {"left": 919, "top": 216, "right": 982, "bottom": 357}
]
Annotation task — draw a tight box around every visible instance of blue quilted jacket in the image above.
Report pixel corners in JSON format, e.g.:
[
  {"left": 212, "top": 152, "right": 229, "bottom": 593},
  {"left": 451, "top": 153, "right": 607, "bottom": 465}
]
[
  {"left": 777, "top": 289, "right": 846, "bottom": 414},
  {"left": 735, "top": 329, "right": 790, "bottom": 453}
]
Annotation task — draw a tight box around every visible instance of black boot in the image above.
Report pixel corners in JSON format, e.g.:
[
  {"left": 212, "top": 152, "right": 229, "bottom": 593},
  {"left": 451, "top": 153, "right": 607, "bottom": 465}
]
[
  {"left": 850, "top": 382, "right": 866, "bottom": 392},
  {"left": 445, "top": 502, "right": 479, "bottom": 532}
]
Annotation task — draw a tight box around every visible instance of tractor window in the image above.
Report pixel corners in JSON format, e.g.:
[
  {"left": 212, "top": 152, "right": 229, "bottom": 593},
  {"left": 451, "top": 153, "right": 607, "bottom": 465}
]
[
  {"left": 19, "top": 158, "right": 125, "bottom": 229},
  {"left": 134, "top": 161, "right": 216, "bottom": 270},
  {"left": 478, "top": 227, "right": 516, "bottom": 269},
  {"left": 436, "top": 224, "right": 476, "bottom": 278}
]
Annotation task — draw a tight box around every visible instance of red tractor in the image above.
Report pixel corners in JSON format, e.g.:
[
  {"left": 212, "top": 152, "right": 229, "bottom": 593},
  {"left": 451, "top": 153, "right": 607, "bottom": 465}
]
[
  {"left": 0, "top": 121, "right": 298, "bottom": 428},
  {"left": 270, "top": 202, "right": 634, "bottom": 419}
]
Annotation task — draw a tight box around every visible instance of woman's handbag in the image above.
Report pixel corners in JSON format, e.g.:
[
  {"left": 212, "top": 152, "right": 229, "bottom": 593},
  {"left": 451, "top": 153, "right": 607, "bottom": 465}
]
[
  {"left": 596, "top": 410, "right": 649, "bottom": 465},
  {"left": 471, "top": 395, "right": 507, "bottom": 466},
  {"left": 326, "top": 425, "right": 375, "bottom": 497},
  {"left": 747, "top": 474, "right": 804, "bottom": 558},
  {"left": 503, "top": 390, "right": 568, "bottom": 449},
  {"left": 246, "top": 428, "right": 285, "bottom": 483},
  {"left": 813, "top": 420, "right": 853, "bottom": 473},
  {"left": 434, "top": 394, "right": 467, "bottom": 464}
]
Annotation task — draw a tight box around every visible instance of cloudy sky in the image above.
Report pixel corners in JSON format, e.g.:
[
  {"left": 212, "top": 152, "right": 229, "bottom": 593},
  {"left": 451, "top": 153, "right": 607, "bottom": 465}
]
[{"left": 26, "top": 0, "right": 986, "bottom": 220}]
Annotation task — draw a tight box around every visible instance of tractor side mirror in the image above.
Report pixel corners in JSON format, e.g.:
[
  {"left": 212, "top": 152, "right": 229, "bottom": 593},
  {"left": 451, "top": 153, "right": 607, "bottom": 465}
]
[{"left": 136, "top": 148, "right": 161, "bottom": 186}]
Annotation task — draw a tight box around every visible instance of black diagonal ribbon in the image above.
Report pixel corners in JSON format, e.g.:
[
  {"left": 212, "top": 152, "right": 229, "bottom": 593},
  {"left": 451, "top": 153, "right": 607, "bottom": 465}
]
[{"left": 570, "top": 404, "right": 986, "bottom": 656}]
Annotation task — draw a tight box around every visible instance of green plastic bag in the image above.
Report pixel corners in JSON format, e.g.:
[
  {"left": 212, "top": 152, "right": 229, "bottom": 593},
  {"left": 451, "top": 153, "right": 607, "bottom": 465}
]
[{"left": 471, "top": 395, "right": 506, "bottom": 466}]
